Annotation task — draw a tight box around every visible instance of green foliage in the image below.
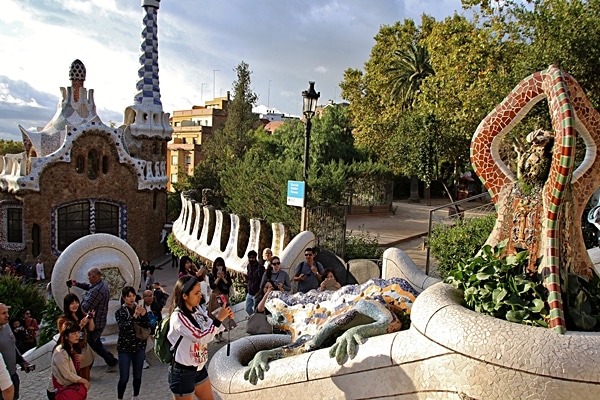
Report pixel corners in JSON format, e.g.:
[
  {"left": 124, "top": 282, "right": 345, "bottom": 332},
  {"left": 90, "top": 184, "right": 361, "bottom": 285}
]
[
  {"left": 0, "top": 140, "right": 24, "bottom": 156},
  {"left": 563, "top": 270, "right": 600, "bottom": 331},
  {"left": 204, "top": 61, "right": 259, "bottom": 164},
  {"left": 0, "top": 275, "right": 47, "bottom": 345},
  {"left": 445, "top": 240, "right": 549, "bottom": 327},
  {"left": 429, "top": 214, "right": 496, "bottom": 278},
  {"left": 166, "top": 191, "right": 182, "bottom": 222},
  {"left": 229, "top": 275, "right": 246, "bottom": 306},
  {"left": 344, "top": 225, "right": 384, "bottom": 261},
  {"left": 38, "top": 297, "right": 61, "bottom": 347},
  {"left": 386, "top": 42, "right": 434, "bottom": 110},
  {"left": 0, "top": 275, "right": 46, "bottom": 322}
]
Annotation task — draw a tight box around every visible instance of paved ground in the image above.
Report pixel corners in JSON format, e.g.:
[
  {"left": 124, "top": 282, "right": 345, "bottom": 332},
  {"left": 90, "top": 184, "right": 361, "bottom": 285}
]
[{"left": 18, "top": 198, "right": 488, "bottom": 399}]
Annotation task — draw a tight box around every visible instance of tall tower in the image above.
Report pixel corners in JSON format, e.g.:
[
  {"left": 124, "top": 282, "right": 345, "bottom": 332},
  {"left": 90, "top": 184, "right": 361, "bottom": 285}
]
[{"left": 123, "top": 0, "right": 173, "bottom": 141}]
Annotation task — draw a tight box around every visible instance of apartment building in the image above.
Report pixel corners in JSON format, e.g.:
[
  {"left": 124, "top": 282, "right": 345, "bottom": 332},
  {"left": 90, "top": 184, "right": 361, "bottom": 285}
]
[{"left": 167, "top": 95, "right": 229, "bottom": 191}]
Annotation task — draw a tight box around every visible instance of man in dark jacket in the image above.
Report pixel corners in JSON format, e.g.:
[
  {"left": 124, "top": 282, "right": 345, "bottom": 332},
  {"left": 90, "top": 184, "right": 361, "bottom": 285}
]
[{"left": 245, "top": 250, "right": 265, "bottom": 316}]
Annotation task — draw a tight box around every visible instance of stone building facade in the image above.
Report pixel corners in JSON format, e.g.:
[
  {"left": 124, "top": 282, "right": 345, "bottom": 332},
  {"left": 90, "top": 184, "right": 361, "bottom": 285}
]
[{"left": 0, "top": 0, "right": 171, "bottom": 272}]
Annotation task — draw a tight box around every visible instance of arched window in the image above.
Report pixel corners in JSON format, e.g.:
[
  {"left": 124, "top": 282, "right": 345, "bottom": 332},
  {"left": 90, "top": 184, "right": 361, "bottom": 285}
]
[
  {"left": 55, "top": 200, "right": 123, "bottom": 252},
  {"left": 32, "top": 224, "right": 41, "bottom": 257},
  {"left": 57, "top": 202, "right": 90, "bottom": 251},
  {"left": 102, "top": 156, "right": 109, "bottom": 174},
  {"left": 76, "top": 156, "right": 85, "bottom": 173},
  {"left": 87, "top": 150, "right": 98, "bottom": 179}
]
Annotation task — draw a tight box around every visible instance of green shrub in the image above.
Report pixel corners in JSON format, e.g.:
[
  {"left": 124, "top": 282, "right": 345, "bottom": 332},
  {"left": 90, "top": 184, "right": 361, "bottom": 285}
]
[
  {"left": 0, "top": 275, "right": 46, "bottom": 327},
  {"left": 428, "top": 214, "right": 495, "bottom": 278},
  {"left": 345, "top": 225, "right": 384, "bottom": 261},
  {"left": 445, "top": 240, "right": 549, "bottom": 327},
  {"left": 38, "top": 297, "right": 62, "bottom": 347}
]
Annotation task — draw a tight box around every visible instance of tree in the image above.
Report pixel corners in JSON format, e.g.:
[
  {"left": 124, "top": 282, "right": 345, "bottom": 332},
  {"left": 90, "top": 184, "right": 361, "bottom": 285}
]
[
  {"left": 182, "top": 61, "right": 259, "bottom": 204},
  {"left": 0, "top": 140, "right": 24, "bottom": 155},
  {"left": 204, "top": 61, "right": 259, "bottom": 163},
  {"left": 386, "top": 43, "right": 434, "bottom": 110},
  {"left": 340, "top": 19, "right": 426, "bottom": 157}
]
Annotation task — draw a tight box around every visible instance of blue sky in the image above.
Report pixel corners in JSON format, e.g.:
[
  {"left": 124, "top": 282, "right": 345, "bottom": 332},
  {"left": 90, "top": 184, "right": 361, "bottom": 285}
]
[{"left": 0, "top": 0, "right": 466, "bottom": 142}]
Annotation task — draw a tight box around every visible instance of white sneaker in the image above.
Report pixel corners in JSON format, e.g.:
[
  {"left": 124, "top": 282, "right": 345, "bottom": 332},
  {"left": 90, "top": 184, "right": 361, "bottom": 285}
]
[{"left": 143, "top": 360, "right": 149, "bottom": 369}]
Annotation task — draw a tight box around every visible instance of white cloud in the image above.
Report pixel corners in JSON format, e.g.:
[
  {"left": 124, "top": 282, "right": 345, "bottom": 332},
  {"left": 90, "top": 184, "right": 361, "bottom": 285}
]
[{"left": 0, "top": 0, "right": 464, "bottom": 140}]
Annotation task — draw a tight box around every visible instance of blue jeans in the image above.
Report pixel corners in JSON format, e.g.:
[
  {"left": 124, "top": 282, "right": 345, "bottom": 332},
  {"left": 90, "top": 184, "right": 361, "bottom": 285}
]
[
  {"left": 245, "top": 293, "right": 257, "bottom": 316},
  {"left": 117, "top": 348, "right": 145, "bottom": 399},
  {"left": 88, "top": 328, "right": 118, "bottom": 366}
]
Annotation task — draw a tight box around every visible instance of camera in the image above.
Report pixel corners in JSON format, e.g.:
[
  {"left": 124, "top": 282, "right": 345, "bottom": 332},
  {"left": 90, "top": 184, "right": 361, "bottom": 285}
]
[
  {"left": 66, "top": 280, "right": 73, "bottom": 288},
  {"left": 86, "top": 313, "right": 92, "bottom": 319},
  {"left": 21, "top": 364, "right": 35, "bottom": 373}
]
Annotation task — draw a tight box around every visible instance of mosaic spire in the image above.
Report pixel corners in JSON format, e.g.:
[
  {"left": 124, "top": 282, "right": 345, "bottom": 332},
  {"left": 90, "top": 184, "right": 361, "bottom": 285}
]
[{"left": 135, "top": 0, "right": 163, "bottom": 108}]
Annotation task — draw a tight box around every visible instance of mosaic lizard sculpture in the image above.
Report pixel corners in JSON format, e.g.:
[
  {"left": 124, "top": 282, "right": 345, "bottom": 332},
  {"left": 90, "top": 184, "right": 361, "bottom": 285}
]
[
  {"left": 471, "top": 65, "right": 600, "bottom": 333},
  {"left": 244, "top": 277, "right": 418, "bottom": 385}
]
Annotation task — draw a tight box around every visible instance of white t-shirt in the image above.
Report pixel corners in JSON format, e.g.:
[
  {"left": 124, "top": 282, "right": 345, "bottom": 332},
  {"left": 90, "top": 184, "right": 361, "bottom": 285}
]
[{"left": 0, "top": 353, "right": 12, "bottom": 391}]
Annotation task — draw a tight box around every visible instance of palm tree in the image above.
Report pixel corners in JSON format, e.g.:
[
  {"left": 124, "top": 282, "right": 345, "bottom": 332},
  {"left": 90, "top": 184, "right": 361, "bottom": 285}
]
[
  {"left": 386, "top": 43, "right": 434, "bottom": 110},
  {"left": 387, "top": 43, "right": 435, "bottom": 203}
]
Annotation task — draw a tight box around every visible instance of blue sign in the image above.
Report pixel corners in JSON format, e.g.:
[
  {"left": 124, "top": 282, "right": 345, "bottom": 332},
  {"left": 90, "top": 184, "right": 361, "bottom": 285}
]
[{"left": 287, "top": 180, "right": 305, "bottom": 207}]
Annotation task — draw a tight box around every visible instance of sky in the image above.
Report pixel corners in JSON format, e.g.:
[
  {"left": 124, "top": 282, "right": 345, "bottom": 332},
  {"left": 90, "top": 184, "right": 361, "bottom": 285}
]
[{"left": 0, "top": 0, "right": 467, "bottom": 142}]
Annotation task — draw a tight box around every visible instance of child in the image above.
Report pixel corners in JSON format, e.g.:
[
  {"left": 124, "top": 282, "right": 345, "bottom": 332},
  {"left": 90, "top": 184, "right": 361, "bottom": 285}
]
[{"left": 145, "top": 269, "right": 155, "bottom": 291}]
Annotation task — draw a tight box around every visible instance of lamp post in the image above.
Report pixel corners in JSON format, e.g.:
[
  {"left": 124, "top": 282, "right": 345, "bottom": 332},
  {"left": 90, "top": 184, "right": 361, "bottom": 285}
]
[{"left": 300, "top": 81, "right": 320, "bottom": 231}]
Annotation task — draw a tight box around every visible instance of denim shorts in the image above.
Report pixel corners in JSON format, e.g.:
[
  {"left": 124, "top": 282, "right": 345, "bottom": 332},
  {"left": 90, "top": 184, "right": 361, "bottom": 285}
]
[{"left": 169, "top": 363, "right": 208, "bottom": 396}]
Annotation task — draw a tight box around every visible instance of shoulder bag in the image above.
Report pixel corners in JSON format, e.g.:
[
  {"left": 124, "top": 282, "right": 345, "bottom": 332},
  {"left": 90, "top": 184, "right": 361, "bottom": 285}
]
[{"left": 246, "top": 312, "right": 273, "bottom": 335}]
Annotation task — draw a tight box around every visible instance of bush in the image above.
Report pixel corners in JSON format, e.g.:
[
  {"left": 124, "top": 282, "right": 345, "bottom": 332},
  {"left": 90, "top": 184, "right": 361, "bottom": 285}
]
[
  {"left": 345, "top": 225, "right": 384, "bottom": 261},
  {"left": 445, "top": 240, "right": 549, "bottom": 327},
  {"left": 0, "top": 275, "right": 46, "bottom": 324},
  {"left": 38, "top": 297, "right": 62, "bottom": 347},
  {"left": 428, "top": 214, "right": 495, "bottom": 278}
]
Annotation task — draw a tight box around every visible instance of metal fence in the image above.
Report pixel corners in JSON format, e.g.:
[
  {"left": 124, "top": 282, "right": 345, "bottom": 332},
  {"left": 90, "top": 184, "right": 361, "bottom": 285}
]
[
  {"left": 308, "top": 205, "right": 347, "bottom": 258},
  {"left": 425, "top": 193, "right": 496, "bottom": 275}
]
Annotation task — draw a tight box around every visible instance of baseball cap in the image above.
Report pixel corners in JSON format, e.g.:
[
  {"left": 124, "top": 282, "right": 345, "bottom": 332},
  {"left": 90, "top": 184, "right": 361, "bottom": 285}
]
[{"left": 153, "top": 282, "right": 160, "bottom": 286}]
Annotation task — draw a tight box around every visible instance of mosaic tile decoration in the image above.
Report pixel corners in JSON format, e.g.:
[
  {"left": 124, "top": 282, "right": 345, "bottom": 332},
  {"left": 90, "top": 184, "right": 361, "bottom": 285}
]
[{"left": 470, "top": 65, "right": 600, "bottom": 332}]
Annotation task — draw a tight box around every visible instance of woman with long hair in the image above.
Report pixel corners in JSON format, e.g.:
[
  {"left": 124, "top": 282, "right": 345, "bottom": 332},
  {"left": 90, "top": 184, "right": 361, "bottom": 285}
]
[
  {"left": 178, "top": 256, "right": 211, "bottom": 310},
  {"left": 115, "top": 286, "right": 150, "bottom": 400},
  {"left": 51, "top": 320, "right": 91, "bottom": 399},
  {"left": 260, "top": 256, "right": 291, "bottom": 292},
  {"left": 167, "top": 275, "right": 234, "bottom": 400},
  {"left": 208, "top": 257, "right": 232, "bottom": 342},
  {"left": 57, "top": 294, "right": 95, "bottom": 380},
  {"left": 178, "top": 256, "right": 196, "bottom": 278}
]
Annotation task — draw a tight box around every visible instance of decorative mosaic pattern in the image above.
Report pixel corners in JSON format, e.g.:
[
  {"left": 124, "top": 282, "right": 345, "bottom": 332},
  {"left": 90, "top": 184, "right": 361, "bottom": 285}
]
[
  {"left": 69, "top": 59, "right": 86, "bottom": 81},
  {"left": 135, "top": 5, "right": 162, "bottom": 107},
  {"left": 101, "top": 267, "right": 127, "bottom": 301},
  {"left": 266, "top": 277, "right": 418, "bottom": 341},
  {"left": 470, "top": 65, "right": 600, "bottom": 332}
]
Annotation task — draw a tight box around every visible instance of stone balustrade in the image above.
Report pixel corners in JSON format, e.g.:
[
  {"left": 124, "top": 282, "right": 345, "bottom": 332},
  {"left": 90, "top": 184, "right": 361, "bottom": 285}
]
[{"left": 171, "top": 192, "right": 309, "bottom": 276}]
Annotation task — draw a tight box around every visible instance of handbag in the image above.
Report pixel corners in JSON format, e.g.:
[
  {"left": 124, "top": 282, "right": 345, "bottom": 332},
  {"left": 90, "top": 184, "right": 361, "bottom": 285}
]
[
  {"left": 53, "top": 377, "right": 88, "bottom": 400},
  {"left": 246, "top": 312, "right": 272, "bottom": 335},
  {"left": 133, "top": 322, "right": 151, "bottom": 340},
  {"left": 79, "top": 344, "right": 95, "bottom": 368}
]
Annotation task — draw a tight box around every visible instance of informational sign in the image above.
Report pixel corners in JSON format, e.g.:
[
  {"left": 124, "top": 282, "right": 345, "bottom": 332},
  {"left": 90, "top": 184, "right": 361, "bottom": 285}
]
[{"left": 287, "top": 180, "right": 305, "bottom": 207}]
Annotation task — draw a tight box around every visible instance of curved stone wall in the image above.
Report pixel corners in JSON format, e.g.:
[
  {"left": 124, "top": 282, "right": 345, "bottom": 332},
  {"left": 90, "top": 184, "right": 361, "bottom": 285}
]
[{"left": 172, "top": 193, "right": 312, "bottom": 276}]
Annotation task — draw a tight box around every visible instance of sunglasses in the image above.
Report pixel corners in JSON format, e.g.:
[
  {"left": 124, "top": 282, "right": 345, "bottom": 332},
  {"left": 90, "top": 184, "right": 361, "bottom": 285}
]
[
  {"left": 272, "top": 262, "right": 281, "bottom": 265},
  {"left": 304, "top": 254, "right": 313, "bottom": 257}
]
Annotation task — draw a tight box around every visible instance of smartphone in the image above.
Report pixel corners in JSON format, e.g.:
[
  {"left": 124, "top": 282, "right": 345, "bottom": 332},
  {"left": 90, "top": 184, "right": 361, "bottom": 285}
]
[
  {"left": 216, "top": 294, "right": 228, "bottom": 307},
  {"left": 66, "top": 280, "right": 73, "bottom": 288}
]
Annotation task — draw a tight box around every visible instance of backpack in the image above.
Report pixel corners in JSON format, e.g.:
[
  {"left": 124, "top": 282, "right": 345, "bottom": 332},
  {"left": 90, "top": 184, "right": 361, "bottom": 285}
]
[{"left": 154, "top": 310, "right": 183, "bottom": 364}]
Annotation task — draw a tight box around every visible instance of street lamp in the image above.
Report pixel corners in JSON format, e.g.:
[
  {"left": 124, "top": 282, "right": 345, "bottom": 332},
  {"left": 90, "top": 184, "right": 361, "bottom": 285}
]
[{"left": 300, "top": 81, "right": 320, "bottom": 231}]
